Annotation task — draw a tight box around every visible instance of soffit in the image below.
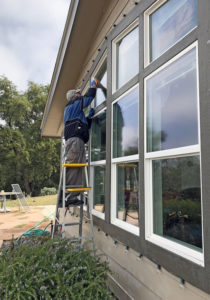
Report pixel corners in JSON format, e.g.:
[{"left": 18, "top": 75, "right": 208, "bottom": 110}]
[{"left": 41, "top": 0, "right": 114, "bottom": 138}]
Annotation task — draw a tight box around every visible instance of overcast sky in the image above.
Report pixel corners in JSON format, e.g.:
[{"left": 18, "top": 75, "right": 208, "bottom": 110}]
[{"left": 0, "top": 0, "right": 69, "bottom": 92}]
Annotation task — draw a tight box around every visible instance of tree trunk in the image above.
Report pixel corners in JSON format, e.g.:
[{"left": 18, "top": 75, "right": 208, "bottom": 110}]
[{"left": 24, "top": 174, "right": 31, "bottom": 195}]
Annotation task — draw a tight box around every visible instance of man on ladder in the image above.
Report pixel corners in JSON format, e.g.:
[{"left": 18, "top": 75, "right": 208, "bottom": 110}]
[
  {"left": 63, "top": 79, "right": 99, "bottom": 206},
  {"left": 55, "top": 79, "right": 100, "bottom": 243}
]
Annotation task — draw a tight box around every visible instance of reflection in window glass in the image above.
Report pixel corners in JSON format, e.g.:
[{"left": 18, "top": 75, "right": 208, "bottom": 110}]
[
  {"left": 91, "top": 110, "right": 106, "bottom": 161},
  {"left": 153, "top": 156, "right": 202, "bottom": 251},
  {"left": 150, "top": 0, "right": 197, "bottom": 61},
  {"left": 146, "top": 47, "right": 198, "bottom": 152},
  {"left": 95, "top": 60, "right": 107, "bottom": 107},
  {"left": 116, "top": 26, "right": 139, "bottom": 89},
  {"left": 116, "top": 162, "right": 139, "bottom": 226},
  {"left": 93, "top": 166, "right": 105, "bottom": 213},
  {"left": 113, "top": 87, "right": 139, "bottom": 158}
]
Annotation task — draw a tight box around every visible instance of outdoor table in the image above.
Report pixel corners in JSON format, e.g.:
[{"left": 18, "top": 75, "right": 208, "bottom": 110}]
[{"left": 0, "top": 191, "right": 19, "bottom": 213}]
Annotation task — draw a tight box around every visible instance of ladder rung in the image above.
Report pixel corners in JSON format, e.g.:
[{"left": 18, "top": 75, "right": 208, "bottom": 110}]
[
  {"left": 67, "top": 187, "right": 91, "bottom": 192},
  {"left": 62, "top": 163, "right": 88, "bottom": 167},
  {"left": 57, "top": 222, "right": 81, "bottom": 227}
]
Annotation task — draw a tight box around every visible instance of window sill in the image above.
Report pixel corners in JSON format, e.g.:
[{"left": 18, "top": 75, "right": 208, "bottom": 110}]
[
  {"left": 146, "top": 233, "right": 204, "bottom": 266},
  {"left": 92, "top": 209, "right": 105, "bottom": 220},
  {"left": 111, "top": 218, "right": 139, "bottom": 236}
]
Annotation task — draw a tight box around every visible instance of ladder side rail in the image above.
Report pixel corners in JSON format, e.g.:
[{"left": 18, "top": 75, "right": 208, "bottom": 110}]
[
  {"left": 52, "top": 137, "right": 65, "bottom": 238},
  {"left": 62, "top": 166, "right": 66, "bottom": 238}
]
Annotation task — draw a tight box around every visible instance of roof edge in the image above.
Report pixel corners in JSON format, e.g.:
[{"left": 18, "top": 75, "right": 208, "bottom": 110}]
[{"left": 40, "top": 0, "right": 79, "bottom": 135}]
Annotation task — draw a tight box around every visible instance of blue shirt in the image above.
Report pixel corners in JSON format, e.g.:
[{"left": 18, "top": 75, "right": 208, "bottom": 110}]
[{"left": 64, "top": 88, "right": 96, "bottom": 124}]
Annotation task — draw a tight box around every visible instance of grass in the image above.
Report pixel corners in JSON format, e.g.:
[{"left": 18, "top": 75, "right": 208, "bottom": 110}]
[
  {"left": 5, "top": 194, "right": 57, "bottom": 207},
  {"left": 14, "top": 224, "right": 27, "bottom": 229}
]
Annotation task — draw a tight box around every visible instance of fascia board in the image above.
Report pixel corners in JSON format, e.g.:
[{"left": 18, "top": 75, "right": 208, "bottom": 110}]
[{"left": 40, "top": 0, "right": 79, "bottom": 136}]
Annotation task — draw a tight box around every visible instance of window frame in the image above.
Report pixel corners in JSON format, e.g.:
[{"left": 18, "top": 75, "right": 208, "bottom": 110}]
[
  {"left": 144, "top": 0, "right": 198, "bottom": 67},
  {"left": 111, "top": 84, "right": 140, "bottom": 235},
  {"left": 90, "top": 163, "right": 106, "bottom": 220},
  {"left": 144, "top": 41, "right": 204, "bottom": 266},
  {"left": 90, "top": 107, "right": 107, "bottom": 219},
  {"left": 91, "top": 52, "right": 107, "bottom": 108},
  {"left": 112, "top": 18, "right": 139, "bottom": 93},
  {"left": 111, "top": 158, "right": 140, "bottom": 235},
  {"left": 111, "top": 84, "right": 139, "bottom": 160}
]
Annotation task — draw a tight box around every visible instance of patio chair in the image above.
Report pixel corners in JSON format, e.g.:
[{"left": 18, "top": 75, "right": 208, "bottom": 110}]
[{"left": 11, "top": 184, "right": 31, "bottom": 212}]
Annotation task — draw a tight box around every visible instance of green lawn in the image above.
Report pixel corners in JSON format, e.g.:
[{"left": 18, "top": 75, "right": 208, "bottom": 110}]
[{"left": 5, "top": 194, "right": 57, "bottom": 207}]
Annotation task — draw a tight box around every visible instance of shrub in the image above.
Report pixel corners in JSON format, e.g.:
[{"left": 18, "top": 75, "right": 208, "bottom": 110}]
[
  {"left": 40, "top": 187, "right": 57, "bottom": 196},
  {"left": 0, "top": 237, "right": 113, "bottom": 300}
]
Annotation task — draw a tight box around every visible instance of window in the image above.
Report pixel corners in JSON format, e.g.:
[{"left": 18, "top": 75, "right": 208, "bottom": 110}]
[
  {"left": 113, "top": 87, "right": 139, "bottom": 158},
  {"left": 146, "top": 46, "right": 198, "bottom": 152},
  {"left": 145, "top": 0, "right": 197, "bottom": 64},
  {"left": 153, "top": 156, "right": 202, "bottom": 251},
  {"left": 90, "top": 109, "right": 106, "bottom": 219},
  {"left": 116, "top": 162, "right": 139, "bottom": 227},
  {"left": 95, "top": 59, "right": 107, "bottom": 107},
  {"left": 82, "top": 82, "right": 91, "bottom": 117},
  {"left": 91, "top": 110, "right": 106, "bottom": 161},
  {"left": 111, "top": 85, "right": 139, "bottom": 235},
  {"left": 145, "top": 43, "right": 203, "bottom": 265},
  {"left": 113, "top": 21, "right": 139, "bottom": 91},
  {"left": 92, "top": 165, "right": 105, "bottom": 214}
]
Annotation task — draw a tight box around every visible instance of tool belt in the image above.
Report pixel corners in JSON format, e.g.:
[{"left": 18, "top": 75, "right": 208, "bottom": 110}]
[{"left": 64, "top": 119, "right": 89, "bottom": 143}]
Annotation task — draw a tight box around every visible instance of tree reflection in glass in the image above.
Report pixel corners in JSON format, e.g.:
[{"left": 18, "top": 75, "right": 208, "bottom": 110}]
[
  {"left": 153, "top": 156, "right": 202, "bottom": 251},
  {"left": 113, "top": 87, "right": 139, "bottom": 158},
  {"left": 146, "top": 47, "right": 198, "bottom": 152},
  {"left": 93, "top": 166, "right": 105, "bottom": 213},
  {"left": 91, "top": 110, "right": 106, "bottom": 161},
  {"left": 116, "top": 162, "right": 139, "bottom": 226},
  {"left": 150, "top": 0, "right": 197, "bottom": 61}
]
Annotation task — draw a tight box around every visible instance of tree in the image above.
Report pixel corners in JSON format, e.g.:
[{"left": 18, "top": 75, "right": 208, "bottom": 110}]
[{"left": 0, "top": 76, "right": 60, "bottom": 196}]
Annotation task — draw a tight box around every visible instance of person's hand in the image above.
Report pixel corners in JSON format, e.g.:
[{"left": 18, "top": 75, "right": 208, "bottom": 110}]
[
  {"left": 91, "top": 79, "right": 99, "bottom": 88},
  {"left": 88, "top": 108, "right": 95, "bottom": 118}
]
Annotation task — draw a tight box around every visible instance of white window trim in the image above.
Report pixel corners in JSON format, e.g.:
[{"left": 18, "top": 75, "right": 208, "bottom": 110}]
[
  {"left": 111, "top": 84, "right": 140, "bottom": 234},
  {"left": 144, "top": 42, "right": 204, "bottom": 266},
  {"left": 144, "top": 0, "right": 197, "bottom": 67},
  {"left": 90, "top": 160, "right": 106, "bottom": 166},
  {"left": 145, "top": 145, "right": 200, "bottom": 160},
  {"left": 91, "top": 52, "right": 107, "bottom": 108},
  {"left": 112, "top": 18, "right": 139, "bottom": 93},
  {"left": 91, "top": 52, "right": 107, "bottom": 81},
  {"left": 90, "top": 107, "right": 107, "bottom": 219},
  {"left": 90, "top": 164, "right": 105, "bottom": 220}
]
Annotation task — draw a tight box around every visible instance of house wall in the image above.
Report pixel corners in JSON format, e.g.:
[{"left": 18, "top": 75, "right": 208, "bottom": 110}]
[
  {"left": 60, "top": 0, "right": 210, "bottom": 298},
  {"left": 61, "top": 209, "right": 210, "bottom": 300}
]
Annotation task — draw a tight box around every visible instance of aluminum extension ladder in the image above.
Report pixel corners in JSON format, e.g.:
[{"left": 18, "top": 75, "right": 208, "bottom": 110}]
[{"left": 53, "top": 163, "right": 96, "bottom": 252}]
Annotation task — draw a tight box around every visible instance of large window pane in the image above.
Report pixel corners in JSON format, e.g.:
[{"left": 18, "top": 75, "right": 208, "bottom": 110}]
[
  {"left": 95, "top": 60, "right": 107, "bottom": 107},
  {"left": 150, "top": 0, "right": 197, "bottom": 61},
  {"left": 116, "top": 162, "right": 139, "bottom": 226},
  {"left": 113, "top": 87, "right": 139, "bottom": 158},
  {"left": 91, "top": 110, "right": 106, "bottom": 161},
  {"left": 93, "top": 166, "right": 105, "bottom": 213},
  {"left": 146, "top": 47, "right": 198, "bottom": 152},
  {"left": 116, "top": 26, "right": 139, "bottom": 89},
  {"left": 153, "top": 156, "right": 202, "bottom": 251}
]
